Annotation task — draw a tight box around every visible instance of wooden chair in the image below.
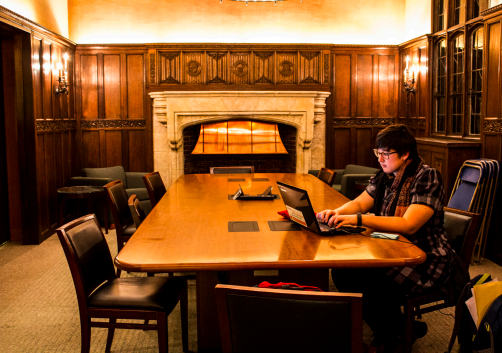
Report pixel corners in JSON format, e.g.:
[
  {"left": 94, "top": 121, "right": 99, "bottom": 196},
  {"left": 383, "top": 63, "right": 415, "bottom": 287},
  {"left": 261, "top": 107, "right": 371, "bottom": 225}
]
[
  {"left": 210, "top": 166, "right": 254, "bottom": 174},
  {"left": 56, "top": 214, "right": 188, "bottom": 353},
  {"left": 215, "top": 284, "right": 363, "bottom": 353},
  {"left": 317, "top": 167, "right": 337, "bottom": 187},
  {"left": 103, "top": 180, "right": 136, "bottom": 277},
  {"left": 143, "top": 171, "right": 167, "bottom": 208},
  {"left": 128, "top": 194, "right": 146, "bottom": 228},
  {"left": 402, "top": 207, "right": 482, "bottom": 353}
]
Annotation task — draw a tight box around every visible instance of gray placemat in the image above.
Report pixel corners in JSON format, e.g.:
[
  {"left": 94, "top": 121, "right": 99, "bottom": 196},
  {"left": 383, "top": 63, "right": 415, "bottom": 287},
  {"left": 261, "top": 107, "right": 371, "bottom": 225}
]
[
  {"left": 268, "top": 221, "right": 302, "bottom": 231},
  {"left": 228, "top": 221, "right": 260, "bottom": 232}
]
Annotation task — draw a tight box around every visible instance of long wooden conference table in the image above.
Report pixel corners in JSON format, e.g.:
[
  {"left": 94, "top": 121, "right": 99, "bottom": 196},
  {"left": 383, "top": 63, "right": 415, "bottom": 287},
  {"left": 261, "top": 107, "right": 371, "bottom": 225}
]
[{"left": 115, "top": 173, "right": 426, "bottom": 351}]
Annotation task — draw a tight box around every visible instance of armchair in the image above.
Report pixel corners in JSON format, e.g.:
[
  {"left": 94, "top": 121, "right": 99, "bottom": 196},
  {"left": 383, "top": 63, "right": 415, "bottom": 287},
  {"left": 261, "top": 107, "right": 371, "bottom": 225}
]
[
  {"left": 69, "top": 166, "right": 152, "bottom": 216},
  {"left": 309, "top": 164, "right": 379, "bottom": 200}
]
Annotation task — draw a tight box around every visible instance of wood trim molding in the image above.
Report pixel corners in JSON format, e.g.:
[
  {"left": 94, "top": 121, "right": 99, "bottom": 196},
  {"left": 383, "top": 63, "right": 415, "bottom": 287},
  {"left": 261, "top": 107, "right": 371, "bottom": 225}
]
[
  {"left": 146, "top": 43, "right": 333, "bottom": 50},
  {"left": 36, "top": 120, "right": 77, "bottom": 131},
  {"left": 481, "top": 4, "right": 502, "bottom": 17},
  {"left": 332, "top": 118, "right": 394, "bottom": 127},
  {"left": 80, "top": 119, "right": 146, "bottom": 129}
]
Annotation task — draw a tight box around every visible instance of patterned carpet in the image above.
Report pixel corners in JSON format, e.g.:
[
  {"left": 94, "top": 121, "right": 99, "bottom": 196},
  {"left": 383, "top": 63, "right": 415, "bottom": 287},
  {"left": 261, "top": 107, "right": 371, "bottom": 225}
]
[{"left": 1, "top": 229, "right": 500, "bottom": 352}]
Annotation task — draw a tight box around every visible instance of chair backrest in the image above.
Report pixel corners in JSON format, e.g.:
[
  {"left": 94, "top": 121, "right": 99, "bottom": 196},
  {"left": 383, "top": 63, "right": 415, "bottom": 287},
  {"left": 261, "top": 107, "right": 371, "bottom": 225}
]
[
  {"left": 103, "top": 180, "right": 133, "bottom": 235},
  {"left": 317, "top": 168, "right": 336, "bottom": 187},
  {"left": 215, "top": 284, "right": 363, "bottom": 353},
  {"left": 128, "top": 195, "right": 146, "bottom": 228},
  {"left": 82, "top": 166, "right": 127, "bottom": 187},
  {"left": 142, "top": 171, "right": 167, "bottom": 208},
  {"left": 56, "top": 214, "right": 116, "bottom": 301},
  {"left": 210, "top": 166, "right": 254, "bottom": 174},
  {"left": 443, "top": 207, "right": 482, "bottom": 266}
]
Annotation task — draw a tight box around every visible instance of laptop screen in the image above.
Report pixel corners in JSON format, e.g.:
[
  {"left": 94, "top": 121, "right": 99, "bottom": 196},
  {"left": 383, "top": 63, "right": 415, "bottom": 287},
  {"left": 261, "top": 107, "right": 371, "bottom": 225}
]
[{"left": 276, "top": 181, "right": 321, "bottom": 234}]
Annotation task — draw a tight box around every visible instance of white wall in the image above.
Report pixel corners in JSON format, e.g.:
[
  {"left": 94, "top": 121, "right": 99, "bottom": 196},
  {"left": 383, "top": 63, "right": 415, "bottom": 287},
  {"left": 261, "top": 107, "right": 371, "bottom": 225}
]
[
  {"left": 68, "top": 0, "right": 407, "bottom": 44},
  {"left": 0, "top": 0, "right": 69, "bottom": 38},
  {"left": 404, "top": 0, "right": 431, "bottom": 41}
]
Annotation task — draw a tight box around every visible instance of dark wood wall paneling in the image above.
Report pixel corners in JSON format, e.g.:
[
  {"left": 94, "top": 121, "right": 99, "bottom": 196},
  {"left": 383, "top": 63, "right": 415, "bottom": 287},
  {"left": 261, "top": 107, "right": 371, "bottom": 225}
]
[
  {"left": 75, "top": 47, "right": 151, "bottom": 173},
  {"left": 0, "top": 6, "right": 76, "bottom": 244},
  {"left": 330, "top": 46, "right": 399, "bottom": 169},
  {"left": 33, "top": 35, "right": 77, "bottom": 242}
]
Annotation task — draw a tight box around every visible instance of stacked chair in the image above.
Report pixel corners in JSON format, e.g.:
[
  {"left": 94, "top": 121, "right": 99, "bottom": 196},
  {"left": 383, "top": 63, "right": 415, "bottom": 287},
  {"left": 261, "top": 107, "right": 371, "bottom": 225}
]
[{"left": 448, "top": 158, "right": 500, "bottom": 263}]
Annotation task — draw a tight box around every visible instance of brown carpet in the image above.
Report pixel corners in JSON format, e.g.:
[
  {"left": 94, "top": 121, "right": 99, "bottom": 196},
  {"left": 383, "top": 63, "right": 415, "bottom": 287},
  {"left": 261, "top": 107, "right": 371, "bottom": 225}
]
[{"left": 0, "top": 229, "right": 501, "bottom": 352}]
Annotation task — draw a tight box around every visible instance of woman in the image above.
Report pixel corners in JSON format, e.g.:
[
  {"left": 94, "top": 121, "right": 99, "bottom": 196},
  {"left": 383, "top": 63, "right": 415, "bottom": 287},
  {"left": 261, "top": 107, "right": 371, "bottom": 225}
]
[{"left": 317, "top": 124, "right": 452, "bottom": 352}]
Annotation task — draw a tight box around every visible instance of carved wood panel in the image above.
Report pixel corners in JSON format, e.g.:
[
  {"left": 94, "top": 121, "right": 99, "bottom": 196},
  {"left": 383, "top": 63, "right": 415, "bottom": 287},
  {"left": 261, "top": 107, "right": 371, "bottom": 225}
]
[
  {"left": 184, "top": 52, "right": 204, "bottom": 84},
  {"left": 230, "top": 52, "right": 250, "bottom": 84},
  {"left": 277, "top": 52, "right": 296, "bottom": 84},
  {"left": 159, "top": 51, "right": 181, "bottom": 84},
  {"left": 207, "top": 52, "right": 227, "bottom": 84},
  {"left": 254, "top": 51, "right": 274, "bottom": 84},
  {"left": 299, "top": 52, "right": 320, "bottom": 84}
]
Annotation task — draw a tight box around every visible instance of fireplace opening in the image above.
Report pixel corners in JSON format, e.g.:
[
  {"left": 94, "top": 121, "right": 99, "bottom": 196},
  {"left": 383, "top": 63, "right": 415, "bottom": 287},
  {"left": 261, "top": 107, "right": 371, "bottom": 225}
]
[{"left": 183, "top": 122, "right": 297, "bottom": 174}]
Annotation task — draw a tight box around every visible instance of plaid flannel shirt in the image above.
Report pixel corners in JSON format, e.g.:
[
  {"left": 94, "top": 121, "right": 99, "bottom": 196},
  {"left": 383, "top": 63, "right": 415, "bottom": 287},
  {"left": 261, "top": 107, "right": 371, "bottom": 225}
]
[{"left": 366, "top": 165, "right": 452, "bottom": 293}]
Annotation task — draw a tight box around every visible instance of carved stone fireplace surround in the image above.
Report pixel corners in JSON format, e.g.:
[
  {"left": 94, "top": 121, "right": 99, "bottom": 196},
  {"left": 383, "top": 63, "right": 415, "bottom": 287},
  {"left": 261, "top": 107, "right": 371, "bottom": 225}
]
[{"left": 150, "top": 91, "right": 331, "bottom": 188}]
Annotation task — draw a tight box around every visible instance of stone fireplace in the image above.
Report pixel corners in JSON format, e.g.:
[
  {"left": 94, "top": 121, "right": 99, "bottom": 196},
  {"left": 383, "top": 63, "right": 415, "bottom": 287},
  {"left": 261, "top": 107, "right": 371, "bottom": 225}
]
[{"left": 150, "top": 91, "right": 331, "bottom": 188}]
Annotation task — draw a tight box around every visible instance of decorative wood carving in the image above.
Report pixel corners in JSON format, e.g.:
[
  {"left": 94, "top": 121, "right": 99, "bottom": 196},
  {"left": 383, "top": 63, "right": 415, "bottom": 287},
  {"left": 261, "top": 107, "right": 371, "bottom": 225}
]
[
  {"left": 324, "top": 53, "right": 330, "bottom": 84},
  {"left": 254, "top": 52, "right": 274, "bottom": 84},
  {"left": 332, "top": 118, "right": 394, "bottom": 127},
  {"left": 300, "top": 52, "right": 320, "bottom": 84},
  {"left": 207, "top": 52, "right": 227, "bottom": 84},
  {"left": 277, "top": 52, "right": 296, "bottom": 84},
  {"left": 80, "top": 119, "right": 146, "bottom": 129},
  {"left": 184, "top": 52, "right": 204, "bottom": 84},
  {"left": 36, "top": 120, "right": 77, "bottom": 131},
  {"left": 484, "top": 120, "right": 502, "bottom": 133},
  {"left": 159, "top": 51, "right": 180, "bottom": 84},
  {"left": 408, "top": 118, "right": 426, "bottom": 129},
  {"left": 150, "top": 54, "right": 156, "bottom": 84},
  {"left": 230, "top": 52, "right": 250, "bottom": 84}
]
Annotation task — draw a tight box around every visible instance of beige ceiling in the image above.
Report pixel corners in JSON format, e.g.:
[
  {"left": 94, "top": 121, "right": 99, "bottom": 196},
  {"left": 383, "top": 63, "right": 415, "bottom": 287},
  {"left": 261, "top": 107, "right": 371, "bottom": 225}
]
[{"left": 0, "top": 0, "right": 431, "bottom": 45}]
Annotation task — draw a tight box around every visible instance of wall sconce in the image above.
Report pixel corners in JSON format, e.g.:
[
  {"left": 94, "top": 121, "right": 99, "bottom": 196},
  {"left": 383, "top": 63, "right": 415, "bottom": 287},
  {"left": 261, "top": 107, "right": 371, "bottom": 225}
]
[
  {"left": 55, "top": 53, "right": 69, "bottom": 97},
  {"left": 403, "top": 55, "right": 416, "bottom": 126}
]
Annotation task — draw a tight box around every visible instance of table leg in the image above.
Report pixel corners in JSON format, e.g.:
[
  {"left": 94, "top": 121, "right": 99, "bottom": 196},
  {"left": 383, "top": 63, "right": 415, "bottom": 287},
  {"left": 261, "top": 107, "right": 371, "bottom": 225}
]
[
  {"left": 102, "top": 196, "right": 108, "bottom": 234},
  {"left": 58, "top": 195, "right": 65, "bottom": 227}
]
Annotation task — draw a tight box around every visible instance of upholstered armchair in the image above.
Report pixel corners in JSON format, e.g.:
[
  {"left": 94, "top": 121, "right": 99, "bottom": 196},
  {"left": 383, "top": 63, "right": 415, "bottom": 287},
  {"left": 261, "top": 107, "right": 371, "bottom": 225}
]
[
  {"left": 69, "top": 166, "right": 152, "bottom": 217},
  {"left": 309, "top": 164, "right": 379, "bottom": 200}
]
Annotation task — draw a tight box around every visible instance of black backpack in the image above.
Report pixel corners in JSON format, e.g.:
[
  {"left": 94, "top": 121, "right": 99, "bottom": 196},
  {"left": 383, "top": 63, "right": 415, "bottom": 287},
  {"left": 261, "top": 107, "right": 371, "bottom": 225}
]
[{"left": 446, "top": 274, "right": 502, "bottom": 353}]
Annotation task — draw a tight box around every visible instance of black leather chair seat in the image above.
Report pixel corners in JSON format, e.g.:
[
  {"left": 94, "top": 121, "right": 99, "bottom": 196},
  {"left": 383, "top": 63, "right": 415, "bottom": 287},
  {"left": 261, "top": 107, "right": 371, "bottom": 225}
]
[
  {"left": 122, "top": 223, "right": 137, "bottom": 237},
  {"left": 89, "top": 277, "right": 184, "bottom": 311}
]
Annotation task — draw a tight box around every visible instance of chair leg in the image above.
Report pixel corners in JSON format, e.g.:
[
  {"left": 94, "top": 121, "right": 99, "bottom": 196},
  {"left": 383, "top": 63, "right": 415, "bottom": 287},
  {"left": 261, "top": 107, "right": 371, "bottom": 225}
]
[
  {"left": 157, "top": 312, "right": 168, "bottom": 353},
  {"left": 80, "top": 317, "right": 91, "bottom": 353},
  {"left": 116, "top": 268, "right": 122, "bottom": 278},
  {"left": 404, "top": 300, "right": 415, "bottom": 353},
  {"left": 105, "top": 318, "right": 116, "bottom": 353},
  {"left": 180, "top": 280, "right": 189, "bottom": 352}
]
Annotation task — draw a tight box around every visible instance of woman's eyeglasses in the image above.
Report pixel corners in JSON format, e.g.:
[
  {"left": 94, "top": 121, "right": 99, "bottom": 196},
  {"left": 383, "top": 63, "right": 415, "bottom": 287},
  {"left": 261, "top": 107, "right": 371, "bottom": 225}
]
[{"left": 373, "top": 149, "right": 398, "bottom": 160}]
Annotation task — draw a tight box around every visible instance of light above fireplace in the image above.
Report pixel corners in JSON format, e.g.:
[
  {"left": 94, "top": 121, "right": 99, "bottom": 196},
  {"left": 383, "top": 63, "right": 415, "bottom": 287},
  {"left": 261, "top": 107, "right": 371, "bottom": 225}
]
[{"left": 192, "top": 120, "right": 288, "bottom": 154}]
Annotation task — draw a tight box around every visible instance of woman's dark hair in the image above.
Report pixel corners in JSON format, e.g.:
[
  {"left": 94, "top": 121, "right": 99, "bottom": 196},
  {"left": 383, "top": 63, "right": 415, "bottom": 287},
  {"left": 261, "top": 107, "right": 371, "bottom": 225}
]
[{"left": 375, "top": 124, "right": 419, "bottom": 160}]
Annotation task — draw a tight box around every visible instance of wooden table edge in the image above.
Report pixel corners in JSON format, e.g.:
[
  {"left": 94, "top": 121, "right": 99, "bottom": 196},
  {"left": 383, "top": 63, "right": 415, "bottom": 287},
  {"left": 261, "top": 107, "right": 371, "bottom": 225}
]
[{"left": 114, "top": 253, "right": 426, "bottom": 273}]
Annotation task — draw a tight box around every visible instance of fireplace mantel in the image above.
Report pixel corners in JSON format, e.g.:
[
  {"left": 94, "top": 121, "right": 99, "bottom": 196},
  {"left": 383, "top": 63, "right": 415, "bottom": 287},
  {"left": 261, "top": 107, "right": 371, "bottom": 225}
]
[{"left": 150, "top": 91, "right": 331, "bottom": 188}]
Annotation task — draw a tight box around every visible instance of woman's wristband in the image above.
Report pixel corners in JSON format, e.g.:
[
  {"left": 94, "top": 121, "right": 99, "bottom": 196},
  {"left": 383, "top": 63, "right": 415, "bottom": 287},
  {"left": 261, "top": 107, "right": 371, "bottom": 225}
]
[{"left": 357, "top": 212, "right": 362, "bottom": 227}]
